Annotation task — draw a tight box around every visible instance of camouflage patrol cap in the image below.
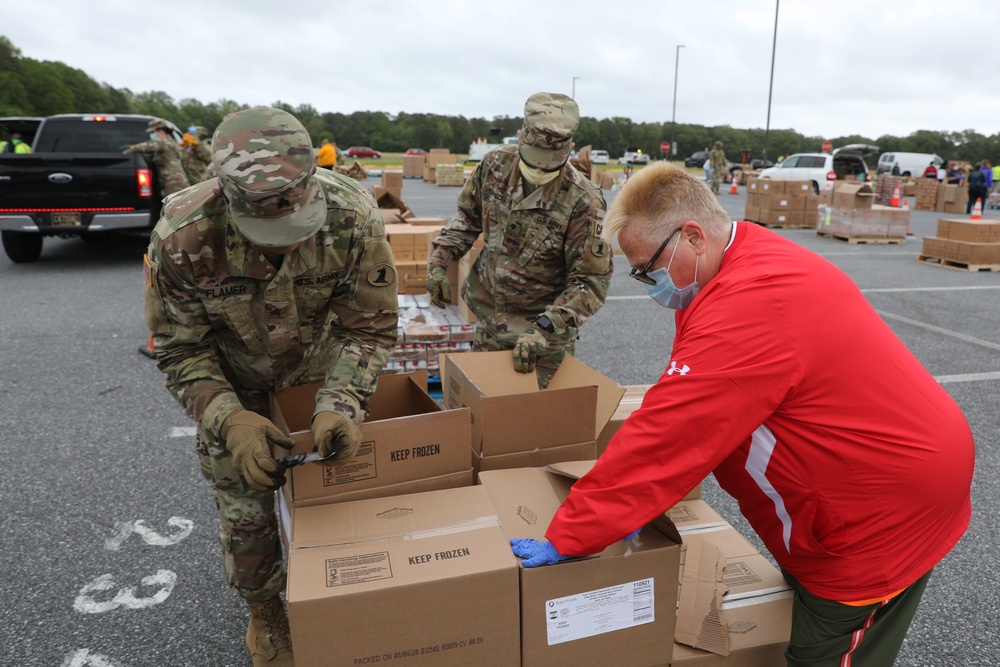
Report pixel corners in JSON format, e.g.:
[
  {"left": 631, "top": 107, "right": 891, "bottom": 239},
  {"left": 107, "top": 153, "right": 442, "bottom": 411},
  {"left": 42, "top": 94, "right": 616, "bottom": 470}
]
[
  {"left": 519, "top": 92, "right": 580, "bottom": 171},
  {"left": 146, "top": 119, "right": 169, "bottom": 133},
  {"left": 211, "top": 107, "right": 326, "bottom": 249},
  {"left": 195, "top": 126, "right": 209, "bottom": 139}
]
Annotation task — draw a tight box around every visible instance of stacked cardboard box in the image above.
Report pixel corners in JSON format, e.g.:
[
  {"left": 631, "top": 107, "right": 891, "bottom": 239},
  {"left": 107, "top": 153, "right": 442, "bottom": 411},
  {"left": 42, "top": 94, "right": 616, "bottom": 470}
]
[
  {"left": 402, "top": 153, "right": 425, "bottom": 178},
  {"left": 380, "top": 169, "right": 403, "bottom": 199},
  {"left": 588, "top": 167, "right": 616, "bottom": 190},
  {"left": 816, "top": 182, "right": 907, "bottom": 240},
  {"left": 372, "top": 186, "right": 414, "bottom": 224},
  {"left": 875, "top": 173, "right": 903, "bottom": 206},
  {"left": 936, "top": 183, "right": 967, "bottom": 214},
  {"left": 424, "top": 152, "right": 458, "bottom": 183},
  {"left": 385, "top": 223, "right": 442, "bottom": 293},
  {"left": 920, "top": 219, "right": 1000, "bottom": 267},
  {"left": 743, "top": 180, "right": 817, "bottom": 228},
  {"left": 915, "top": 177, "right": 939, "bottom": 211},
  {"left": 435, "top": 163, "right": 465, "bottom": 187},
  {"left": 444, "top": 352, "right": 624, "bottom": 473},
  {"left": 388, "top": 299, "right": 475, "bottom": 375}
]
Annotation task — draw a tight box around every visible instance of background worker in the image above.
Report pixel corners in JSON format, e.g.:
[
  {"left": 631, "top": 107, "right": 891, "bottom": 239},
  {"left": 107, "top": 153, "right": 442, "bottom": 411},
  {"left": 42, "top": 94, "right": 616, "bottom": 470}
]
[
  {"left": 180, "top": 125, "right": 213, "bottom": 185},
  {"left": 708, "top": 140, "right": 726, "bottom": 194},
  {"left": 124, "top": 119, "right": 190, "bottom": 196},
  {"left": 316, "top": 138, "right": 337, "bottom": 169},
  {"left": 510, "top": 162, "right": 974, "bottom": 667},
  {"left": 922, "top": 161, "right": 938, "bottom": 179},
  {"left": 966, "top": 164, "right": 987, "bottom": 214},
  {"left": 426, "top": 92, "right": 611, "bottom": 388},
  {"left": 10, "top": 132, "right": 31, "bottom": 153},
  {"left": 143, "top": 107, "right": 398, "bottom": 666}
]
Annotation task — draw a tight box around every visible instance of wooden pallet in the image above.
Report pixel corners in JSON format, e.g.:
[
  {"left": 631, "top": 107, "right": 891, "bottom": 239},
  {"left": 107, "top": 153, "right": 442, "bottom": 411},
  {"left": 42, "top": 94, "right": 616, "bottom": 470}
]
[
  {"left": 816, "top": 231, "right": 906, "bottom": 245},
  {"left": 749, "top": 220, "right": 814, "bottom": 230},
  {"left": 917, "top": 255, "right": 1000, "bottom": 272}
]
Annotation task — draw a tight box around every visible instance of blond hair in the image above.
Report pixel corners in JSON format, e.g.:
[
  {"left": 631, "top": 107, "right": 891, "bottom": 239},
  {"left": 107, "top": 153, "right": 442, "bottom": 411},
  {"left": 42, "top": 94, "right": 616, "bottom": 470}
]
[{"left": 603, "top": 162, "right": 731, "bottom": 244}]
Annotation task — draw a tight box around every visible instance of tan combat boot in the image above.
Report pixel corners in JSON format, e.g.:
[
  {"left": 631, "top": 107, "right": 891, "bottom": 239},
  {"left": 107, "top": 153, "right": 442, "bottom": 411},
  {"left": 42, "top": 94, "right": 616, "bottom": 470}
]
[{"left": 246, "top": 597, "right": 294, "bottom": 666}]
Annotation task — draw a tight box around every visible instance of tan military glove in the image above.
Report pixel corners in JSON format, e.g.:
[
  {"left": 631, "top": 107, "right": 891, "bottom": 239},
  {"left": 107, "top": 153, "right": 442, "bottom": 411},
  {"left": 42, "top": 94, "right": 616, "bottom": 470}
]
[
  {"left": 312, "top": 412, "right": 363, "bottom": 465},
  {"left": 513, "top": 328, "right": 548, "bottom": 373},
  {"left": 427, "top": 265, "right": 451, "bottom": 309},
  {"left": 220, "top": 410, "right": 294, "bottom": 492}
]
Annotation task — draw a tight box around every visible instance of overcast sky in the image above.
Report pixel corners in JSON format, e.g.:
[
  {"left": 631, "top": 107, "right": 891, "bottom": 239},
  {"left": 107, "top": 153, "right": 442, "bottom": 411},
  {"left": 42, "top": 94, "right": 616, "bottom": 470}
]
[{"left": 5, "top": 1, "right": 990, "bottom": 140}]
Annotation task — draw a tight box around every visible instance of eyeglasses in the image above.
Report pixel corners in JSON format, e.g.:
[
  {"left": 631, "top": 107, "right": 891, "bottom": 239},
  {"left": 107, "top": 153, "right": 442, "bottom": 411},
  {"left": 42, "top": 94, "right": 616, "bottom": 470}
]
[{"left": 629, "top": 227, "right": 680, "bottom": 285}]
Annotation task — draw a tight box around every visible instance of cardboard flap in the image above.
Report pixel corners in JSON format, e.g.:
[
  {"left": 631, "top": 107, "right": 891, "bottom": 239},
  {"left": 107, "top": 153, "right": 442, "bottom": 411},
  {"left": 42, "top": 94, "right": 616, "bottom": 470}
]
[
  {"left": 675, "top": 539, "right": 730, "bottom": 656},
  {"left": 544, "top": 460, "right": 597, "bottom": 480},
  {"left": 547, "top": 355, "right": 626, "bottom": 438}
]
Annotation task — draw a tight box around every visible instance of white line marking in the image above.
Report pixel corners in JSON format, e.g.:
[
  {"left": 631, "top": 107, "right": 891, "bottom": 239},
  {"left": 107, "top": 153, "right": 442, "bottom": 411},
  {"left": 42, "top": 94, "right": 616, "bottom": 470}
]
[
  {"left": 863, "top": 285, "right": 1000, "bottom": 293},
  {"left": 73, "top": 570, "right": 177, "bottom": 614},
  {"left": 105, "top": 517, "right": 195, "bottom": 551},
  {"left": 877, "top": 310, "right": 1000, "bottom": 352},
  {"left": 934, "top": 371, "right": 1000, "bottom": 384},
  {"left": 168, "top": 426, "right": 197, "bottom": 437},
  {"left": 61, "top": 650, "right": 120, "bottom": 667}
]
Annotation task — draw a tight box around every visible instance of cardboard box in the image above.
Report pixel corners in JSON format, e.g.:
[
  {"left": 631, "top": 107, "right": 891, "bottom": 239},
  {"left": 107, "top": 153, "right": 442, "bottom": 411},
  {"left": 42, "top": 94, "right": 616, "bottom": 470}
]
[
  {"left": 756, "top": 180, "right": 785, "bottom": 195},
  {"left": 269, "top": 372, "right": 473, "bottom": 508},
  {"left": 457, "top": 243, "right": 482, "bottom": 323},
  {"left": 407, "top": 216, "right": 449, "bottom": 226},
  {"left": 831, "top": 182, "right": 874, "bottom": 211},
  {"left": 478, "top": 463, "right": 683, "bottom": 667},
  {"left": 371, "top": 186, "right": 413, "bottom": 219},
  {"left": 429, "top": 148, "right": 450, "bottom": 154},
  {"left": 784, "top": 180, "right": 813, "bottom": 195},
  {"left": 381, "top": 170, "right": 403, "bottom": 198},
  {"left": 402, "top": 154, "right": 425, "bottom": 178},
  {"left": 444, "top": 352, "right": 624, "bottom": 464},
  {"left": 937, "top": 219, "right": 1000, "bottom": 243},
  {"left": 286, "top": 486, "right": 521, "bottom": 667}
]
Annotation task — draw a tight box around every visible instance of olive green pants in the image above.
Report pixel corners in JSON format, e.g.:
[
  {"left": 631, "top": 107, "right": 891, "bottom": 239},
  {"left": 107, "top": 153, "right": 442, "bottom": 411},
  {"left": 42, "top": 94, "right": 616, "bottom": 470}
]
[{"left": 783, "top": 569, "right": 933, "bottom": 667}]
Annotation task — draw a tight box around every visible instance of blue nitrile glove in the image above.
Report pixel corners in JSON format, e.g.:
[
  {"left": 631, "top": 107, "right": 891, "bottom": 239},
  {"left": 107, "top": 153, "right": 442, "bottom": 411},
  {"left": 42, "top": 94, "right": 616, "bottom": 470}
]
[
  {"left": 623, "top": 529, "right": 641, "bottom": 542},
  {"left": 510, "top": 538, "right": 570, "bottom": 567}
]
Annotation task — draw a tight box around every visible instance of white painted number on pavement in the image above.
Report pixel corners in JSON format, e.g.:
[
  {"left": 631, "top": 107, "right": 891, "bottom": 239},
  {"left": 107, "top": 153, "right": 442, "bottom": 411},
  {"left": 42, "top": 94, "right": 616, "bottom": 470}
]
[
  {"left": 104, "top": 517, "right": 194, "bottom": 551},
  {"left": 73, "top": 569, "right": 178, "bottom": 614},
  {"left": 61, "top": 649, "right": 121, "bottom": 667}
]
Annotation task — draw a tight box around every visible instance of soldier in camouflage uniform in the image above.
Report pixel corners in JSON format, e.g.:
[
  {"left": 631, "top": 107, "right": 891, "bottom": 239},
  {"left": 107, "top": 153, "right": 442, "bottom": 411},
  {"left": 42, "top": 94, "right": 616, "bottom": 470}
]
[
  {"left": 124, "top": 118, "right": 191, "bottom": 196},
  {"left": 427, "top": 92, "right": 612, "bottom": 388},
  {"left": 180, "top": 125, "right": 214, "bottom": 184},
  {"left": 709, "top": 141, "right": 727, "bottom": 195},
  {"left": 143, "top": 107, "right": 398, "bottom": 667}
]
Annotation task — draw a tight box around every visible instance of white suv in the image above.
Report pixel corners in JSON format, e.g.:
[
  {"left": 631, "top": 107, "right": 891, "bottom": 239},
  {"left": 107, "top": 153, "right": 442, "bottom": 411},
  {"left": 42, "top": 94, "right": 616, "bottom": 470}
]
[
  {"left": 591, "top": 149, "right": 610, "bottom": 164},
  {"left": 757, "top": 144, "right": 879, "bottom": 193}
]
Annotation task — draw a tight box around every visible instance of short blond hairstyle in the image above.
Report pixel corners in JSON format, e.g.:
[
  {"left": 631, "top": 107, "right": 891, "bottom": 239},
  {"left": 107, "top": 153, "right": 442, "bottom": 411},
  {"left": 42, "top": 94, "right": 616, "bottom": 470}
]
[{"left": 603, "top": 162, "right": 731, "bottom": 244}]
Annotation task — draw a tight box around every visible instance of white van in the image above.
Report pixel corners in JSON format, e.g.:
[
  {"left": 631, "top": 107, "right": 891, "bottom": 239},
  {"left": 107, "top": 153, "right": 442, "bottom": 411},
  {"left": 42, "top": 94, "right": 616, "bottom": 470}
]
[{"left": 876, "top": 152, "right": 944, "bottom": 177}]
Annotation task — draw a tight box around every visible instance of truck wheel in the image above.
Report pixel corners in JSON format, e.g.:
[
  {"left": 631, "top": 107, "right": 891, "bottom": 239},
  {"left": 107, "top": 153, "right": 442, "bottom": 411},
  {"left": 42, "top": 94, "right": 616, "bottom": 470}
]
[
  {"left": 811, "top": 181, "right": 820, "bottom": 195},
  {"left": 2, "top": 232, "right": 43, "bottom": 263}
]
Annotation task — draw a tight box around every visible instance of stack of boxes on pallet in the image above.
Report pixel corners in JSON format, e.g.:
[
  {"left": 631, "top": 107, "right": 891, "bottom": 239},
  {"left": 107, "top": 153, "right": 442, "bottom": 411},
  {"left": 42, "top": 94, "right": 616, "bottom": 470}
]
[
  {"left": 272, "top": 369, "right": 794, "bottom": 666},
  {"left": 743, "top": 179, "right": 819, "bottom": 228},
  {"left": 816, "top": 182, "right": 909, "bottom": 241},
  {"left": 875, "top": 173, "right": 904, "bottom": 206},
  {"left": 435, "top": 163, "right": 465, "bottom": 186},
  {"left": 389, "top": 298, "right": 475, "bottom": 375},
  {"left": 915, "top": 177, "right": 939, "bottom": 211},
  {"left": 913, "top": 177, "right": 966, "bottom": 213},
  {"left": 920, "top": 219, "right": 1000, "bottom": 269},
  {"left": 424, "top": 148, "right": 458, "bottom": 183}
]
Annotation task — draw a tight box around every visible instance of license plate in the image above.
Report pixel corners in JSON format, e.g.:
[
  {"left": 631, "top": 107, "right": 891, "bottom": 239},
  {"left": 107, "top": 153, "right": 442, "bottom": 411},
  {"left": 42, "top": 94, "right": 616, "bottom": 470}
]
[{"left": 51, "top": 212, "right": 81, "bottom": 227}]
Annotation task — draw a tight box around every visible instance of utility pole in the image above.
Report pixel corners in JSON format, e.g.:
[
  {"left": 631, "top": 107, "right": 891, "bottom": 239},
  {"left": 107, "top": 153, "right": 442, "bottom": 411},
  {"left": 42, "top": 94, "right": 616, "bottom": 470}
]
[
  {"left": 763, "top": 0, "right": 780, "bottom": 163},
  {"left": 670, "top": 45, "right": 685, "bottom": 159},
  {"left": 572, "top": 76, "right": 580, "bottom": 99}
]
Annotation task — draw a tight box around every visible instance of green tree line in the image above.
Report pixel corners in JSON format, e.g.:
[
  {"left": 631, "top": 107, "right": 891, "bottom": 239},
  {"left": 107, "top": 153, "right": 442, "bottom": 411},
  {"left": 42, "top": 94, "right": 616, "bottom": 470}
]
[{"left": 3, "top": 35, "right": 999, "bottom": 165}]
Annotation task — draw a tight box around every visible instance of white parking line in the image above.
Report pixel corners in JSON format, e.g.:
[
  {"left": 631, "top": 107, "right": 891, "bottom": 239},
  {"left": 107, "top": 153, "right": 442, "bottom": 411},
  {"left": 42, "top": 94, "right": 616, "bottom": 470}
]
[
  {"left": 876, "top": 311, "right": 1000, "bottom": 352},
  {"left": 934, "top": 371, "right": 1000, "bottom": 384},
  {"left": 168, "top": 426, "right": 197, "bottom": 437}
]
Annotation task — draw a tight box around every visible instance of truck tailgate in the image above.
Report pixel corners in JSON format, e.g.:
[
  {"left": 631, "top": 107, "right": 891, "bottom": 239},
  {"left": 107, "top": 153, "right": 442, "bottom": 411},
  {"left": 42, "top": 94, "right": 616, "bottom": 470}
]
[{"left": 0, "top": 153, "right": 142, "bottom": 209}]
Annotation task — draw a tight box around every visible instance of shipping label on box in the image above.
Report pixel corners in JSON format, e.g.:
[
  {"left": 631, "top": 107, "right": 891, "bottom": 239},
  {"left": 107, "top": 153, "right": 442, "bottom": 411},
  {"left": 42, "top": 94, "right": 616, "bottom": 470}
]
[{"left": 758, "top": 180, "right": 785, "bottom": 194}]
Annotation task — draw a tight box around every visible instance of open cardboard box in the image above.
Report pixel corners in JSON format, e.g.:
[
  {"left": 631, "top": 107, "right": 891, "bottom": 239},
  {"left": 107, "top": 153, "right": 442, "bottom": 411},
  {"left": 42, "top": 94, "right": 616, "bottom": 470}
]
[
  {"left": 477, "top": 461, "right": 682, "bottom": 667},
  {"left": 286, "top": 485, "right": 520, "bottom": 667},
  {"left": 443, "top": 351, "right": 624, "bottom": 472},
  {"left": 269, "top": 372, "right": 472, "bottom": 510}
]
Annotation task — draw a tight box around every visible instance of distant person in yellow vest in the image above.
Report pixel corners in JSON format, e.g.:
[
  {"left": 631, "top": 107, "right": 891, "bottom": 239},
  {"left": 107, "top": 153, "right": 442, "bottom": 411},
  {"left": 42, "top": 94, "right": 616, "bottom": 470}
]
[
  {"left": 316, "top": 139, "right": 337, "bottom": 170},
  {"left": 992, "top": 164, "right": 1000, "bottom": 193},
  {"left": 11, "top": 133, "right": 31, "bottom": 154}
]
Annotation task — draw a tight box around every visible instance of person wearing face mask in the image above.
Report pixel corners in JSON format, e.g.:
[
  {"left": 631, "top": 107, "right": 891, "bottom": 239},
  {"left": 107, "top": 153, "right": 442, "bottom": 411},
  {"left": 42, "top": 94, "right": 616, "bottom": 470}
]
[
  {"left": 509, "top": 161, "right": 974, "bottom": 667},
  {"left": 426, "top": 92, "right": 611, "bottom": 388},
  {"left": 124, "top": 118, "right": 190, "bottom": 197},
  {"left": 143, "top": 107, "right": 398, "bottom": 666}
]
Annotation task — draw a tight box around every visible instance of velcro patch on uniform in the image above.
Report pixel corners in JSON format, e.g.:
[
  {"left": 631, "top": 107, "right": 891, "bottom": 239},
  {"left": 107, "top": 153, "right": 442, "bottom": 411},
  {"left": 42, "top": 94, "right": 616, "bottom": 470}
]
[
  {"left": 367, "top": 263, "right": 396, "bottom": 287},
  {"left": 143, "top": 254, "right": 152, "bottom": 287}
]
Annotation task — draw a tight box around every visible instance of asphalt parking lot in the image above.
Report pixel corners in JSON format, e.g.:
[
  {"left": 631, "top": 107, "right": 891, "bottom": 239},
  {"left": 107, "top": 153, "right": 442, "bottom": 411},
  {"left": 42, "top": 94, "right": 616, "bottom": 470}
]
[{"left": 1, "top": 174, "right": 998, "bottom": 666}]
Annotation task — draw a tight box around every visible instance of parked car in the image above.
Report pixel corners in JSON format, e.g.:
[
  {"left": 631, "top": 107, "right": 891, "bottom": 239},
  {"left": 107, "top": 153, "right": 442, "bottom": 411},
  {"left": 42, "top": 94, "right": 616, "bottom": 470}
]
[
  {"left": 757, "top": 144, "right": 879, "bottom": 193},
  {"left": 620, "top": 149, "right": 649, "bottom": 165},
  {"left": 684, "top": 150, "right": 710, "bottom": 168},
  {"left": 345, "top": 146, "right": 381, "bottom": 158},
  {"left": 405, "top": 148, "right": 427, "bottom": 155},
  {"left": 591, "top": 149, "right": 610, "bottom": 164}
]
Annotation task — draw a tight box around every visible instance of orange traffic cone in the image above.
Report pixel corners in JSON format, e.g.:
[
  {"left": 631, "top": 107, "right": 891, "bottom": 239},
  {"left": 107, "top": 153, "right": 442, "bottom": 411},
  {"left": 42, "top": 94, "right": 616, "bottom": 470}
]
[
  {"left": 971, "top": 199, "right": 983, "bottom": 220},
  {"left": 138, "top": 332, "right": 155, "bottom": 359},
  {"left": 730, "top": 174, "right": 739, "bottom": 195},
  {"left": 891, "top": 185, "right": 901, "bottom": 207},
  {"left": 901, "top": 199, "right": 912, "bottom": 235}
]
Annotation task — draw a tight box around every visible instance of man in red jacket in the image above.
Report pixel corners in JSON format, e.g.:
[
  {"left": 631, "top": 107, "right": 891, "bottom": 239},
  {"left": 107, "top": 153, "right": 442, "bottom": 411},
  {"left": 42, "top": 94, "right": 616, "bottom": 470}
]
[{"left": 510, "top": 162, "right": 975, "bottom": 666}]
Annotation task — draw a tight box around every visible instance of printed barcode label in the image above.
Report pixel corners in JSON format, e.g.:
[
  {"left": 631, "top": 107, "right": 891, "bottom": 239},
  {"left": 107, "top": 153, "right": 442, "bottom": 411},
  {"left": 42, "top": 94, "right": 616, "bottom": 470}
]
[{"left": 545, "top": 578, "right": 655, "bottom": 645}]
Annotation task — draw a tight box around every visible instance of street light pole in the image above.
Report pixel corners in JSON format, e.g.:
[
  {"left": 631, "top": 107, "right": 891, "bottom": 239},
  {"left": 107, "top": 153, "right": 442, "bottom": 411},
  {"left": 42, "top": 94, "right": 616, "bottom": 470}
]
[
  {"left": 670, "top": 45, "right": 685, "bottom": 160},
  {"left": 762, "top": 0, "right": 779, "bottom": 163},
  {"left": 572, "top": 76, "right": 580, "bottom": 99}
]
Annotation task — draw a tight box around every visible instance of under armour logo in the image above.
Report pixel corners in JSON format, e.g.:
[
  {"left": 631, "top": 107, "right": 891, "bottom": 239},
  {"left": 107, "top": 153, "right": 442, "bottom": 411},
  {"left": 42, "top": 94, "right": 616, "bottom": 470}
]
[{"left": 667, "top": 361, "right": 690, "bottom": 376}]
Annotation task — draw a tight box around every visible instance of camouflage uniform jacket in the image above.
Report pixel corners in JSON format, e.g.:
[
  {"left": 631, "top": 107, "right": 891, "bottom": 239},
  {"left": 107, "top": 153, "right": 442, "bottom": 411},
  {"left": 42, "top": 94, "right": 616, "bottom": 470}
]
[
  {"left": 144, "top": 168, "right": 399, "bottom": 437},
  {"left": 180, "top": 141, "right": 213, "bottom": 185},
  {"left": 429, "top": 145, "right": 612, "bottom": 342},
  {"left": 709, "top": 147, "right": 727, "bottom": 171},
  {"left": 125, "top": 136, "right": 191, "bottom": 195}
]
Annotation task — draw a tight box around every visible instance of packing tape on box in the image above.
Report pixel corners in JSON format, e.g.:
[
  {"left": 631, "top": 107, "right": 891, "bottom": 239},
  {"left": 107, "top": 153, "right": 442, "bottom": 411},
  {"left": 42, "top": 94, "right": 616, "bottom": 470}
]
[
  {"left": 397, "top": 516, "right": 502, "bottom": 542},
  {"left": 676, "top": 522, "right": 734, "bottom": 535},
  {"left": 721, "top": 589, "right": 794, "bottom": 610}
]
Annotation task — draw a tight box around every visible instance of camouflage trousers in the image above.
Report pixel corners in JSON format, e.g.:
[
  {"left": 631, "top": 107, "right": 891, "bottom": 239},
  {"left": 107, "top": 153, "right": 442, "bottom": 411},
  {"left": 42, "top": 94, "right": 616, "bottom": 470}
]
[
  {"left": 710, "top": 170, "right": 722, "bottom": 194},
  {"left": 196, "top": 393, "right": 285, "bottom": 602},
  {"left": 473, "top": 323, "right": 575, "bottom": 389}
]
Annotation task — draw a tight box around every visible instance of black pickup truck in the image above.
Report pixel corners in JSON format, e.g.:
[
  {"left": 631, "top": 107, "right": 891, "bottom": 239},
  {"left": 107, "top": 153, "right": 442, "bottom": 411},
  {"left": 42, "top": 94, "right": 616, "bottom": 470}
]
[{"left": 0, "top": 113, "right": 182, "bottom": 262}]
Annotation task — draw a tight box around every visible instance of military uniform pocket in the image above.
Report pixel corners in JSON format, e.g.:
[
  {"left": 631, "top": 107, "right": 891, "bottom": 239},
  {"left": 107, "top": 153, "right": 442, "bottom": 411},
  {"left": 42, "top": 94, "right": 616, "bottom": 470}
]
[
  {"left": 206, "top": 297, "right": 267, "bottom": 356},
  {"left": 350, "top": 236, "right": 398, "bottom": 313},
  {"left": 143, "top": 255, "right": 172, "bottom": 336}
]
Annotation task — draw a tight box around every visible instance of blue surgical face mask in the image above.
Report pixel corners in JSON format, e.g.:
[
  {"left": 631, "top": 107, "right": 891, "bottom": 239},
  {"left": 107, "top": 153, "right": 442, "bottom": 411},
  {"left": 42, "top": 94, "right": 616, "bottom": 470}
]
[
  {"left": 149, "top": 133, "right": 158, "bottom": 140},
  {"left": 645, "top": 238, "right": 701, "bottom": 309}
]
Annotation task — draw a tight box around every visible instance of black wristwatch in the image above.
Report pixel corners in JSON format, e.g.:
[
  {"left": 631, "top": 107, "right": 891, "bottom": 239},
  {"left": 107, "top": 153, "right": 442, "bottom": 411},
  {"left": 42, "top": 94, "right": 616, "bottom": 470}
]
[{"left": 532, "top": 314, "right": 556, "bottom": 334}]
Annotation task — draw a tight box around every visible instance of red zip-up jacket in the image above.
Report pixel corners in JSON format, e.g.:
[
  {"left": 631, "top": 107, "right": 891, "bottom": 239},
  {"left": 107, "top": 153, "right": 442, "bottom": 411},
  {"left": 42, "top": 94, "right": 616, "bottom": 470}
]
[{"left": 547, "top": 222, "right": 974, "bottom": 601}]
